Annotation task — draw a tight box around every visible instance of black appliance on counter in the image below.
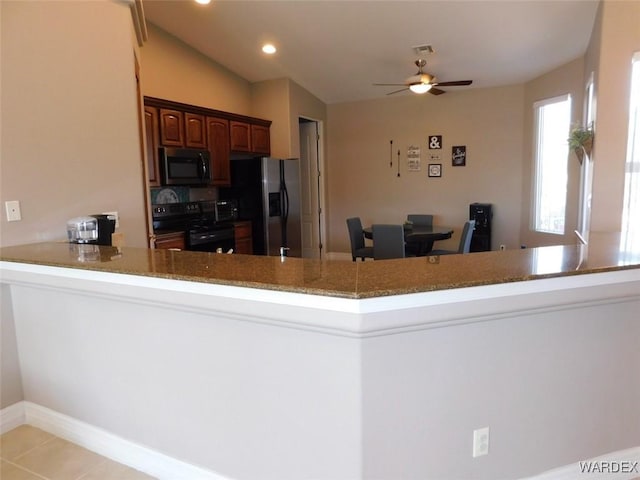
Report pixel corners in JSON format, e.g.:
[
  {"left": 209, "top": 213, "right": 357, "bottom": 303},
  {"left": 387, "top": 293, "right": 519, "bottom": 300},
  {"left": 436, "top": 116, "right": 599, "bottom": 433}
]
[
  {"left": 469, "top": 203, "right": 492, "bottom": 252},
  {"left": 152, "top": 200, "right": 237, "bottom": 252},
  {"left": 66, "top": 214, "right": 116, "bottom": 246}
]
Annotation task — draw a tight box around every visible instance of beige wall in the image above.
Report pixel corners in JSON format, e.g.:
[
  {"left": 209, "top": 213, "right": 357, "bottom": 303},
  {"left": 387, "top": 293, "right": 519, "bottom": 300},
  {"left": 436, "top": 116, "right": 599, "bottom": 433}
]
[
  {"left": 140, "top": 24, "right": 252, "bottom": 116},
  {"left": 589, "top": 0, "right": 640, "bottom": 232},
  {"left": 0, "top": 0, "right": 147, "bottom": 248},
  {"left": 251, "top": 78, "right": 292, "bottom": 159},
  {"left": 2, "top": 1, "right": 637, "bottom": 254},
  {"left": 327, "top": 85, "right": 524, "bottom": 253},
  {"left": 519, "top": 57, "right": 586, "bottom": 248}
]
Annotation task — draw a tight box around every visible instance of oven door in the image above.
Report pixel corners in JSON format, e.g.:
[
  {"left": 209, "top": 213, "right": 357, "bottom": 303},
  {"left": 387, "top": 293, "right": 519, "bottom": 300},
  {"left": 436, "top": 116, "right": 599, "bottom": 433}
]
[{"left": 188, "top": 227, "right": 235, "bottom": 252}]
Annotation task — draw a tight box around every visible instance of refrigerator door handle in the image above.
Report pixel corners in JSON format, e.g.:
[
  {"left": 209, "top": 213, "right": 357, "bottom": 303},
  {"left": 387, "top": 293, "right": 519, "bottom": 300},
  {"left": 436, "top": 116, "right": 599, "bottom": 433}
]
[{"left": 280, "top": 160, "right": 289, "bottom": 247}]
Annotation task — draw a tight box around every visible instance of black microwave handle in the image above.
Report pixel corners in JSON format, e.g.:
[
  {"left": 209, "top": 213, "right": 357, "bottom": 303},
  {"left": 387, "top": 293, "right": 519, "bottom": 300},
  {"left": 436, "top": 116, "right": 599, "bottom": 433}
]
[{"left": 198, "top": 153, "right": 208, "bottom": 180}]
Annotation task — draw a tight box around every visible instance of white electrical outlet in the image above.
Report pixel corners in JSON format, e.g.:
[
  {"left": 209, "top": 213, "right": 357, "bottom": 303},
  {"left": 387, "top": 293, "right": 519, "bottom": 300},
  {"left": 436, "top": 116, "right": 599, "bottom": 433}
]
[
  {"left": 473, "top": 427, "right": 490, "bottom": 457},
  {"left": 5, "top": 200, "right": 22, "bottom": 222},
  {"left": 103, "top": 211, "right": 119, "bottom": 228},
  {"left": 499, "top": 244, "right": 506, "bottom": 251}
]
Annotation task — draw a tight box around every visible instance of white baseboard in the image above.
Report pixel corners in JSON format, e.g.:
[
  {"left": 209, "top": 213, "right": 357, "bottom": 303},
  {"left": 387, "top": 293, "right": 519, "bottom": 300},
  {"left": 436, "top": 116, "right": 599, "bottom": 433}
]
[
  {"left": 3, "top": 401, "right": 638, "bottom": 480},
  {"left": 0, "top": 401, "right": 25, "bottom": 434},
  {"left": 522, "top": 446, "right": 640, "bottom": 480},
  {"left": 1, "top": 401, "right": 231, "bottom": 480}
]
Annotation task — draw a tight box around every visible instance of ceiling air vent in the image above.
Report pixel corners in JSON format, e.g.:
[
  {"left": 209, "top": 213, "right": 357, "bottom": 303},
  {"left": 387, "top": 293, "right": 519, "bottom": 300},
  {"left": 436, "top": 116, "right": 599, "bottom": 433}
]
[{"left": 413, "top": 45, "right": 434, "bottom": 55}]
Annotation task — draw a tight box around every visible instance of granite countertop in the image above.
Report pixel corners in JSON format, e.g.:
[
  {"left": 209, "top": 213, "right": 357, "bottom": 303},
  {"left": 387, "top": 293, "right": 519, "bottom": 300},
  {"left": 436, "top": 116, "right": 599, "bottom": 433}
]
[{"left": 1, "top": 234, "right": 638, "bottom": 299}]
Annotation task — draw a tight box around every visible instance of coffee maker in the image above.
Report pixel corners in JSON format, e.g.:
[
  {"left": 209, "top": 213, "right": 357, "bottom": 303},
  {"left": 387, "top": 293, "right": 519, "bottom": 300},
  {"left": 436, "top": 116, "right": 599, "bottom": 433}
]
[{"left": 67, "top": 214, "right": 116, "bottom": 246}]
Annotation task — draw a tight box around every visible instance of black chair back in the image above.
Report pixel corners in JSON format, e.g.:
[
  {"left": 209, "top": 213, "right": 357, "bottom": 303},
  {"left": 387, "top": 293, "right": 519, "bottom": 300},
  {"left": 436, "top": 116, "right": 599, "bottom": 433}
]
[
  {"left": 372, "top": 224, "right": 405, "bottom": 260},
  {"left": 346, "top": 217, "right": 374, "bottom": 261},
  {"left": 457, "top": 220, "right": 476, "bottom": 253}
]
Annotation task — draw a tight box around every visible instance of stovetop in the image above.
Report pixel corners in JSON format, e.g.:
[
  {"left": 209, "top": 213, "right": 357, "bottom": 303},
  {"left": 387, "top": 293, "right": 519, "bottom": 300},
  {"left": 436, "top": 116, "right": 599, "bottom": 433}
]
[{"left": 151, "top": 201, "right": 236, "bottom": 234}]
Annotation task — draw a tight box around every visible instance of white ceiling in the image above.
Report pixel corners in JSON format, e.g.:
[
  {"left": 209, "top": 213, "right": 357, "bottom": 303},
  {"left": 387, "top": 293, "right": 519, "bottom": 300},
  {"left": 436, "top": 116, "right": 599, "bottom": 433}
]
[{"left": 142, "top": 0, "right": 599, "bottom": 105}]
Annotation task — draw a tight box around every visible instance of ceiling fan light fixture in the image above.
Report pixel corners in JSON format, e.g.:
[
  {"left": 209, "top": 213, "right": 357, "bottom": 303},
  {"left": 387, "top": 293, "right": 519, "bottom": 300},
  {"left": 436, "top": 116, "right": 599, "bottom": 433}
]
[{"left": 409, "top": 83, "right": 432, "bottom": 94}]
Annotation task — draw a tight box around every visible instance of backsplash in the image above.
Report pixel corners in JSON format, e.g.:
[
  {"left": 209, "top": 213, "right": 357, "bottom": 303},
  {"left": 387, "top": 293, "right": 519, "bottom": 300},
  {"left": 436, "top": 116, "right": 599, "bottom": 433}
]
[
  {"left": 150, "top": 187, "right": 189, "bottom": 204},
  {"left": 150, "top": 186, "right": 218, "bottom": 204}
]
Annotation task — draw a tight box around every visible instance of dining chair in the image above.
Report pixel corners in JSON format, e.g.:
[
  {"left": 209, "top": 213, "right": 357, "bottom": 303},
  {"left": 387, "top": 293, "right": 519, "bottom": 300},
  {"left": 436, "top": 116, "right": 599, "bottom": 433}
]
[
  {"left": 406, "top": 214, "right": 433, "bottom": 227},
  {"left": 429, "top": 220, "right": 476, "bottom": 255},
  {"left": 346, "top": 217, "right": 374, "bottom": 261},
  {"left": 372, "top": 224, "right": 406, "bottom": 260}
]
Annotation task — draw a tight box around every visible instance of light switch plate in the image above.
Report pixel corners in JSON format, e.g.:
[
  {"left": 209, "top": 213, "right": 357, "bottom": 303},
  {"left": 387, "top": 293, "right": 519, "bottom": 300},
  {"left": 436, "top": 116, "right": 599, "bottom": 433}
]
[{"left": 5, "top": 200, "right": 21, "bottom": 221}]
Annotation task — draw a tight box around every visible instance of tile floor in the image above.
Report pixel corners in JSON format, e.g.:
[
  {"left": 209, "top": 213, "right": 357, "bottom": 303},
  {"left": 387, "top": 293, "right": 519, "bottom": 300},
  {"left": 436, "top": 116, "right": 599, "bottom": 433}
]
[{"left": 0, "top": 425, "right": 156, "bottom": 480}]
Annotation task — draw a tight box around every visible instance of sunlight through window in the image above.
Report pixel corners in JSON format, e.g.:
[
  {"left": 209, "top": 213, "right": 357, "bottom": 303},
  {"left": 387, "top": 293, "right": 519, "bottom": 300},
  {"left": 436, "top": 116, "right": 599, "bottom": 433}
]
[
  {"left": 532, "top": 95, "right": 571, "bottom": 234},
  {"left": 620, "top": 52, "right": 640, "bottom": 263}
]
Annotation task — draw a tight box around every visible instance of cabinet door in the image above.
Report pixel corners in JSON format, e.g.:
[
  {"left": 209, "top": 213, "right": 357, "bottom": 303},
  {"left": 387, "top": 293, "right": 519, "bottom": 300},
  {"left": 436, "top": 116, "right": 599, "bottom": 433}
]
[
  {"left": 159, "top": 109, "right": 184, "bottom": 146},
  {"left": 251, "top": 124, "right": 271, "bottom": 155},
  {"left": 207, "top": 117, "right": 231, "bottom": 186},
  {"left": 233, "top": 221, "right": 253, "bottom": 254},
  {"left": 144, "top": 106, "right": 160, "bottom": 187},
  {"left": 230, "top": 121, "right": 251, "bottom": 152},
  {"left": 155, "top": 232, "right": 185, "bottom": 250},
  {"left": 185, "top": 113, "right": 206, "bottom": 148}
]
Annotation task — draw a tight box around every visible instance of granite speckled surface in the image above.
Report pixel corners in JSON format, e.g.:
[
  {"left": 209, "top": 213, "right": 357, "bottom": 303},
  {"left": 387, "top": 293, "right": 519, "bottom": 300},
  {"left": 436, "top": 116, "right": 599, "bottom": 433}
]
[{"left": 1, "top": 234, "right": 638, "bottom": 299}]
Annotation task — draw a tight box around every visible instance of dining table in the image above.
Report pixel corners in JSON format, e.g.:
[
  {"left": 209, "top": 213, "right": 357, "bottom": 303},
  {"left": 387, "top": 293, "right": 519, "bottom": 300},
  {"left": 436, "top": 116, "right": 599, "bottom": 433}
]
[{"left": 363, "top": 224, "right": 454, "bottom": 256}]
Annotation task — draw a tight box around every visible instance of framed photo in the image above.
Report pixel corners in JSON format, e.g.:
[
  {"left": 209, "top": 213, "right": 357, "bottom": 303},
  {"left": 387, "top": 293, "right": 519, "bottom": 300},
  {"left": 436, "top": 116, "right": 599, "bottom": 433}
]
[
  {"left": 428, "top": 163, "right": 442, "bottom": 177},
  {"left": 452, "top": 146, "right": 466, "bottom": 166}
]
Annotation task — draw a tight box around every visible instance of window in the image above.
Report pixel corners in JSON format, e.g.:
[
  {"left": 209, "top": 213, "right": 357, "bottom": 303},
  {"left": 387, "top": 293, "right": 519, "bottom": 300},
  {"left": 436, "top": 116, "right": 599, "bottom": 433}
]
[
  {"left": 620, "top": 52, "right": 640, "bottom": 263},
  {"left": 532, "top": 95, "right": 572, "bottom": 234}
]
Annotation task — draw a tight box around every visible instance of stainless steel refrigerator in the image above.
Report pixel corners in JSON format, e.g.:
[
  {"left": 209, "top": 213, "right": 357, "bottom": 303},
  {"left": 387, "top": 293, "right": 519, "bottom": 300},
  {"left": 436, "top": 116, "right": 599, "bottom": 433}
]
[
  {"left": 262, "top": 158, "right": 302, "bottom": 257},
  {"left": 220, "top": 157, "right": 302, "bottom": 257}
]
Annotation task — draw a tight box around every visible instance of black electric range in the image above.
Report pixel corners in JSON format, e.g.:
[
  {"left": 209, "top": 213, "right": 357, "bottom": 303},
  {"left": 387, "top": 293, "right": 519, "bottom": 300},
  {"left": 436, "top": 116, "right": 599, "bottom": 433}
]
[{"left": 152, "top": 200, "right": 237, "bottom": 252}]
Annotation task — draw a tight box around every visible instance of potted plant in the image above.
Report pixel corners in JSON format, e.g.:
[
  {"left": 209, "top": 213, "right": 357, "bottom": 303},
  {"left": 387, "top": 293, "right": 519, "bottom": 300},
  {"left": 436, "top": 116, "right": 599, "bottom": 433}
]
[{"left": 568, "top": 123, "right": 594, "bottom": 165}]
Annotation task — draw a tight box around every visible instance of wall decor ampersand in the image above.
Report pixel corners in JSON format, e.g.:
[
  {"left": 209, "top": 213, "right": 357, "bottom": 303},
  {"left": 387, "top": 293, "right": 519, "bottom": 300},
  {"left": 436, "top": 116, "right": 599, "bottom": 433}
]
[{"left": 428, "top": 135, "right": 442, "bottom": 150}]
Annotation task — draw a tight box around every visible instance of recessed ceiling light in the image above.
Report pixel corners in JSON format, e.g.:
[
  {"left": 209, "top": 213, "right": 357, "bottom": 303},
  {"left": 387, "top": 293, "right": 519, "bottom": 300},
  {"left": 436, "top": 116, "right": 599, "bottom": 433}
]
[
  {"left": 194, "top": 0, "right": 211, "bottom": 5},
  {"left": 262, "top": 44, "right": 277, "bottom": 55}
]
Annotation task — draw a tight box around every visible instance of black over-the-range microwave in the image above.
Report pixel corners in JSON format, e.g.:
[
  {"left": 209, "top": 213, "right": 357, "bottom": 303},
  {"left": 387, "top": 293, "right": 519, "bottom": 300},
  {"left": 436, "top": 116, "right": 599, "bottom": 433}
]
[{"left": 159, "top": 147, "right": 211, "bottom": 186}]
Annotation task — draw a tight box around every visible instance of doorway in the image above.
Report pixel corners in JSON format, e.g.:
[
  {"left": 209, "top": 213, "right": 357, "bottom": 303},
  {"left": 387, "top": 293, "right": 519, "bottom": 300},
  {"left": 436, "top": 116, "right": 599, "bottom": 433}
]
[{"left": 299, "top": 118, "right": 325, "bottom": 258}]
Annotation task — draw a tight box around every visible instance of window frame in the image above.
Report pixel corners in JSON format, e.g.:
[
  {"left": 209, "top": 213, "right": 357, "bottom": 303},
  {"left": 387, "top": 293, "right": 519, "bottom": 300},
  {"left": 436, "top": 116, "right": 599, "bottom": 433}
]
[{"left": 531, "top": 94, "right": 572, "bottom": 235}]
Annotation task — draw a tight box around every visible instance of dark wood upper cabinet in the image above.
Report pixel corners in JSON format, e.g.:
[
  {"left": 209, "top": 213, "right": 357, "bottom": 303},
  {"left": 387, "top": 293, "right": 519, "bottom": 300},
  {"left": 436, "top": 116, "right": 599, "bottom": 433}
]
[
  {"left": 230, "top": 121, "right": 251, "bottom": 152},
  {"left": 251, "top": 124, "right": 271, "bottom": 155},
  {"left": 144, "top": 97, "right": 271, "bottom": 187},
  {"left": 185, "top": 113, "right": 206, "bottom": 148},
  {"left": 144, "top": 106, "right": 160, "bottom": 187},
  {"left": 206, "top": 117, "right": 231, "bottom": 186},
  {"left": 159, "top": 109, "right": 184, "bottom": 146}
]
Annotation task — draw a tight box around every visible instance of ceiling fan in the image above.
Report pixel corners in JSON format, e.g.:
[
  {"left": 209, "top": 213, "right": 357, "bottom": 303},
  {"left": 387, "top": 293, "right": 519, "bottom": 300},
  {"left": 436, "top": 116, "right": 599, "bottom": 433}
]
[{"left": 374, "top": 59, "right": 473, "bottom": 95}]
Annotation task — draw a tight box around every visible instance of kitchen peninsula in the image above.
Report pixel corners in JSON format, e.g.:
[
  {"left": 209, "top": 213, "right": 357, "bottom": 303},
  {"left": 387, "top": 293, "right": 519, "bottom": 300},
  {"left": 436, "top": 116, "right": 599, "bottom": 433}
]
[{"left": 1, "top": 238, "right": 639, "bottom": 480}]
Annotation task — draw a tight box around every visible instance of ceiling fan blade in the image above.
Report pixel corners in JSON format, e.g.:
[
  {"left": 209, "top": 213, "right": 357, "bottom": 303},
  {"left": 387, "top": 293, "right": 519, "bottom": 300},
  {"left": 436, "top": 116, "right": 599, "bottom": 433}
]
[
  {"left": 373, "top": 83, "right": 407, "bottom": 86},
  {"left": 429, "top": 88, "right": 446, "bottom": 96},
  {"left": 433, "top": 80, "right": 473, "bottom": 87},
  {"left": 387, "top": 87, "right": 409, "bottom": 95}
]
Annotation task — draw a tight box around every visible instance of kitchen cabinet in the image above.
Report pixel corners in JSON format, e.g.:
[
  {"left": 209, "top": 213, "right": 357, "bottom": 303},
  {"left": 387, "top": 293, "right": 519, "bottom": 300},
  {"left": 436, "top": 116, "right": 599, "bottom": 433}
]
[
  {"left": 251, "top": 124, "right": 271, "bottom": 155},
  {"left": 144, "top": 106, "right": 160, "bottom": 187},
  {"left": 144, "top": 97, "right": 271, "bottom": 187},
  {"left": 230, "top": 121, "right": 251, "bottom": 152},
  {"left": 230, "top": 121, "right": 271, "bottom": 155},
  {"left": 206, "top": 117, "right": 231, "bottom": 186},
  {"left": 233, "top": 221, "right": 253, "bottom": 254},
  {"left": 154, "top": 231, "right": 185, "bottom": 250},
  {"left": 159, "top": 109, "right": 184, "bottom": 146},
  {"left": 185, "top": 113, "right": 206, "bottom": 148}
]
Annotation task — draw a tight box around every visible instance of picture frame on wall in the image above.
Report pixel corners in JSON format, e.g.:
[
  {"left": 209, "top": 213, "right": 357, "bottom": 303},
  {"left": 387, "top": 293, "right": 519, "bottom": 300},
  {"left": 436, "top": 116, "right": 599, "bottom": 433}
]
[
  {"left": 452, "top": 146, "right": 467, "bottom": 166},
  {"left": 428, "top": 163, "right": 442, "bottom": 178}
]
